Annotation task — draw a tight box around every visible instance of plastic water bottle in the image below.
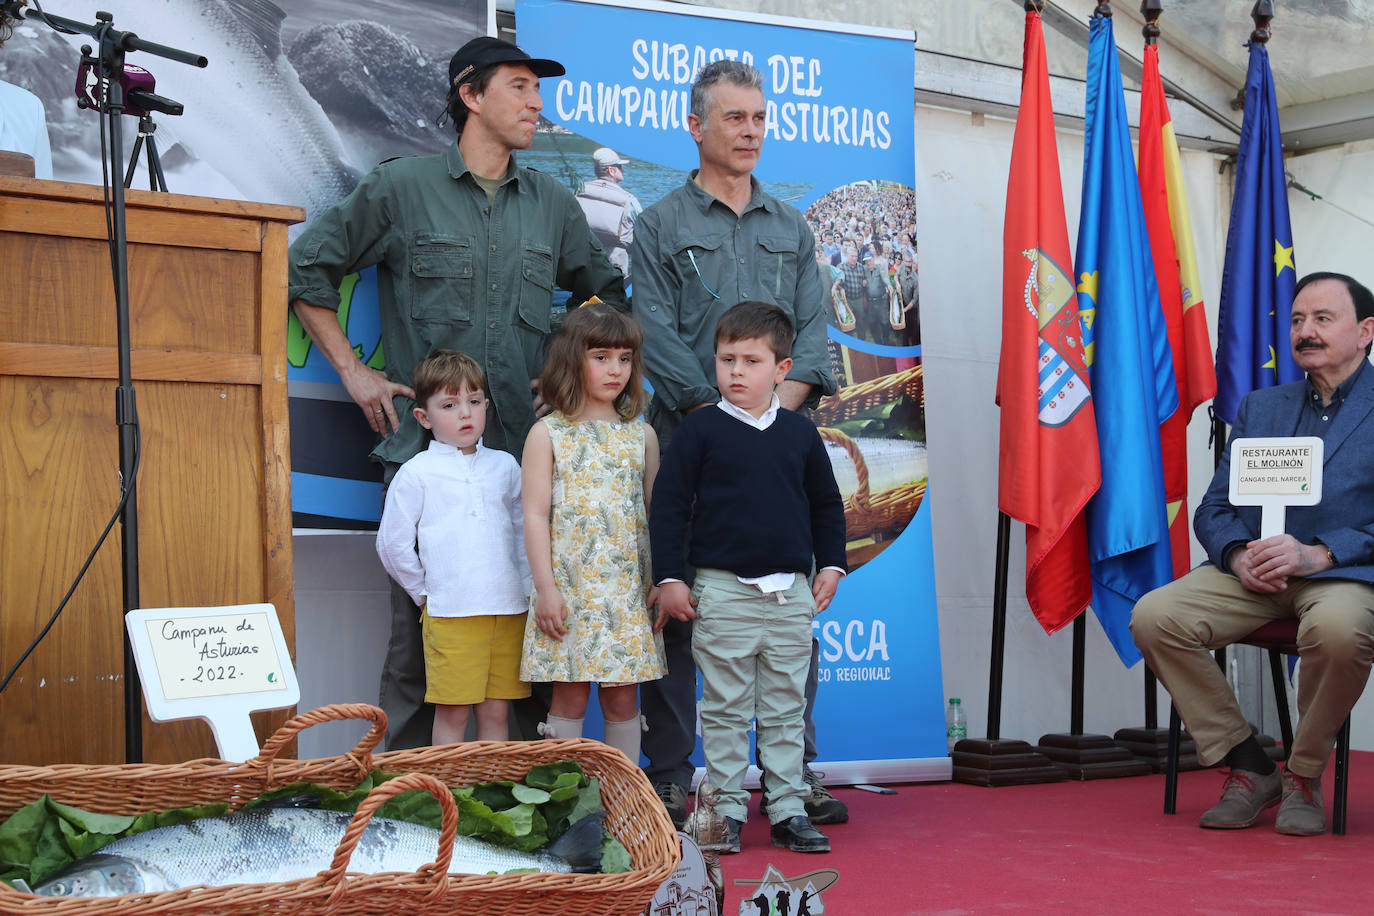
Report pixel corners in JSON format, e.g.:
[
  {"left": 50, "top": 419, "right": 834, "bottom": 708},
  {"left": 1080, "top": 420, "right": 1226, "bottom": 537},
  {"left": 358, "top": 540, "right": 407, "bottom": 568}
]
[{"left": 946, "top": 697, "right": 967, "bottom": 752}]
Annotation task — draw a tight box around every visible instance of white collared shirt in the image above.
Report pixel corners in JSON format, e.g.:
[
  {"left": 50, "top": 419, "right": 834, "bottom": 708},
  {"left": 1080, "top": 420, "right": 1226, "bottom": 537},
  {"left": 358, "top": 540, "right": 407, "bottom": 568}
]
[
  {"left": 716, "top": 392, "right": 782, "bottom": 431},
  {"left": 376, "top": 441, "right": 531, "bottom": 616}
]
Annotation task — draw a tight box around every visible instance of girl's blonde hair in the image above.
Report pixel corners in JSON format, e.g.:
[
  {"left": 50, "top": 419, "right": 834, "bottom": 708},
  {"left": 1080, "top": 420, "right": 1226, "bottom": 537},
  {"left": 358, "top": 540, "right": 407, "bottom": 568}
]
[{"left": 539, "top": 302, "right": 645, "bottom": 419}]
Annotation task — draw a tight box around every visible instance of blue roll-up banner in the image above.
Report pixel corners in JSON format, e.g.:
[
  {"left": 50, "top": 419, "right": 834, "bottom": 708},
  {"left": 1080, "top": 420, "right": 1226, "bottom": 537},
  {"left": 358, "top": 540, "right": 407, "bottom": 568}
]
[{"left": 519, "top": 0, "right": 947, "bottom": 781}]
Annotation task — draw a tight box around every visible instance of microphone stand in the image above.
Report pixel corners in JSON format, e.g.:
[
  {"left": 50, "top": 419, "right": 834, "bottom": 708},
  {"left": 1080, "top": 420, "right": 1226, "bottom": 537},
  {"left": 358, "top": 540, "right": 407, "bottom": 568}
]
[{"left": 18, "top": 3, "right": 206, "bottom": 763}]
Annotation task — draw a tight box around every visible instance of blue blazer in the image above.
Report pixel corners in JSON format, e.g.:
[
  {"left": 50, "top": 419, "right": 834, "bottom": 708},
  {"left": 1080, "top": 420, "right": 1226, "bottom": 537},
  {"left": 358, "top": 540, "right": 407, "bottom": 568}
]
[{"left": 1195, "top": 362, "right": 1374, "bottom": 587}]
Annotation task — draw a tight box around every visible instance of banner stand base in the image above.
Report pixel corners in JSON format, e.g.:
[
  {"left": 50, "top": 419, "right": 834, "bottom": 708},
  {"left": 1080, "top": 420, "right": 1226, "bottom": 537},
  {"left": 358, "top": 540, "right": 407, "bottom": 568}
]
[
  {"left": 1035, "top": 733, "right": 1154, "bottom": 780},
  {"left": 951, "top": 738, "right": 1067, "bottom": 786}
]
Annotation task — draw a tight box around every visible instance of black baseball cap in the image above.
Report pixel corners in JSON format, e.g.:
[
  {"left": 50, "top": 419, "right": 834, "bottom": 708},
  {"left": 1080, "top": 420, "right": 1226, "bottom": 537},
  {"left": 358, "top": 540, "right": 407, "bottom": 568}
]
[{"left": 448, "top": 37, "right": 565, "bottom": 87}]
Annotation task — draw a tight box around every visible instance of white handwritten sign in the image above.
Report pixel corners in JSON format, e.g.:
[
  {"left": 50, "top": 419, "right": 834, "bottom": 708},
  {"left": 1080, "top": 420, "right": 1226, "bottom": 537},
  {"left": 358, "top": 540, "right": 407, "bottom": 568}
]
[
  {"left": 1228, "top": 436, "right": 1324, "bottom": 538},
  {"left": 126, "top": 604, "right": 299, "bottom": 762}
]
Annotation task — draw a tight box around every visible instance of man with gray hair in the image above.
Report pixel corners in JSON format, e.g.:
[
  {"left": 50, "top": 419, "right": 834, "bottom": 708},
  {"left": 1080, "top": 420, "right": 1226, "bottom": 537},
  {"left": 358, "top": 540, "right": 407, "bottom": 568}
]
[
  {"left": 632, "top": 59, "right": 844, "bottom": 840},
  {"left": 576, "top": 146, "right": 641, "bottom": 287}
]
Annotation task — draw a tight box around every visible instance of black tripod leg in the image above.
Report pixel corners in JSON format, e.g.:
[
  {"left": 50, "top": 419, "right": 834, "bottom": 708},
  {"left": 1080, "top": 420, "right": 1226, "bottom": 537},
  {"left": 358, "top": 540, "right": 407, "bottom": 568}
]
[
  {"left": 123, "top": 134, "right": 145, "bottom": 188},
  {"left": 148, "top": 138, "right": 167, "bottom": 193}
]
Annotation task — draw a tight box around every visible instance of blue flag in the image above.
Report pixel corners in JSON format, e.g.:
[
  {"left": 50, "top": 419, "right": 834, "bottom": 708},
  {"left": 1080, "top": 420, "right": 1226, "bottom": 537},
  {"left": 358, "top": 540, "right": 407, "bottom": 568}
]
[
  {"left": 1075, "top": 14, "right": 1179, "bottom": 666},
  {"left": 1214, "top": 40, "right": 1299, "bottom": 425}
]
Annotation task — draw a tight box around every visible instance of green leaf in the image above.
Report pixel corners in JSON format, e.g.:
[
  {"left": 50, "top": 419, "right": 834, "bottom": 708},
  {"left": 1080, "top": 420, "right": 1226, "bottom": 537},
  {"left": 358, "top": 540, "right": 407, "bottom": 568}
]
[
  {"left": 511, "top": 784, "right": 551, "bottom": 805},
  {"left": 525, "top": 761, "right": 586, "bottom": 790},
  {"left": 55, "top": 819, "right": 116, "bottom": 860},
  {"left": 0, "top": 799, "right": 48, "bottom": 872},
  {"left": 599, "top": 837, "right": 632, "bottom": 874},
  {"left": 46, "top": 799, "right": 136, "bottom": 836},
  {"left": 469, "top": 780, "right": 519, "bottom": 812},
  {"left": 29, "top": 817, "right": 73, "bottom": 886},
  {"left": 503, "top": 803, "right": 537, "bottom": 838}
]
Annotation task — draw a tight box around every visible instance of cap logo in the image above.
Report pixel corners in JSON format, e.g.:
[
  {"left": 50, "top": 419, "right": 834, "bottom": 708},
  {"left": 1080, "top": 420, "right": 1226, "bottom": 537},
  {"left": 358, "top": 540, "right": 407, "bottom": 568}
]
[{"left": 452, "top": 64, "right": 475, "bottom": 86}]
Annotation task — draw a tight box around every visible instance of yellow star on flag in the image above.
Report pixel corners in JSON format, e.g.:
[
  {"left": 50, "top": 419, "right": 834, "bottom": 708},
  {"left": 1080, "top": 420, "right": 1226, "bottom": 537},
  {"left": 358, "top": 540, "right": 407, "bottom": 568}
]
[
  {"left": 1262, "top": 345, "right": 1277, "bottom": 373},
  {"left": 1274, "top": 240, "right": 1295, "bottom": 276}
]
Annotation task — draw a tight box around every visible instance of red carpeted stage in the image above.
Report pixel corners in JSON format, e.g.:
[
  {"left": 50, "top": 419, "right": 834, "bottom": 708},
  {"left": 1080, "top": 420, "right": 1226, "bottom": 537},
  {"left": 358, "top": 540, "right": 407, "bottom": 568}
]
[{"left": 717, "top": 752, "right": 1373, "bottom": 913}]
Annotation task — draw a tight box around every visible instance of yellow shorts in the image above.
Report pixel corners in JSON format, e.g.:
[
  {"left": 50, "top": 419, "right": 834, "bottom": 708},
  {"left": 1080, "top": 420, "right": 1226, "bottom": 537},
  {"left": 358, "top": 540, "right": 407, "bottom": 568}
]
[{"left": 422, "top": 612, "right": 531, "bottom": 706}]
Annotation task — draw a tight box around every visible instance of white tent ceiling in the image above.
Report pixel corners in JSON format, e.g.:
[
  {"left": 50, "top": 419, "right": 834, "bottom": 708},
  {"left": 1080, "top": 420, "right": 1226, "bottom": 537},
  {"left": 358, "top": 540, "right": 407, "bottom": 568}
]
[{"left": 645, "top": 0, "right": 1374, "bottom": 153}]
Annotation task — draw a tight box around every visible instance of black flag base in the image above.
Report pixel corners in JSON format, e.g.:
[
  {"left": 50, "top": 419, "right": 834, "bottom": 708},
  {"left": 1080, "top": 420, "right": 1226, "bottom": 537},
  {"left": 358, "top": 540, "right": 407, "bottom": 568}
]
[
  {"left": 1118, "top": 724, "right": 1284, "bottom": 773},
  {"left": 951, "top": 738, "right": 1068, "bottom": 786},
  {"left": 1115, "top": 726, "right": 1199, "bottom": 773},
  {"left": 1034, "top": 733, "right": 1154, "bottom": 780}
]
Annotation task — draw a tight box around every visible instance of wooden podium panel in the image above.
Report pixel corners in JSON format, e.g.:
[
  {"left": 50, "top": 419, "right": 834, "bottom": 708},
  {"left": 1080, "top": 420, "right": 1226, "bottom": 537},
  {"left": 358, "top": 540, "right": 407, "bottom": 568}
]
[{"left": 0, "top": 177, "right": 303, "bottom": 764}]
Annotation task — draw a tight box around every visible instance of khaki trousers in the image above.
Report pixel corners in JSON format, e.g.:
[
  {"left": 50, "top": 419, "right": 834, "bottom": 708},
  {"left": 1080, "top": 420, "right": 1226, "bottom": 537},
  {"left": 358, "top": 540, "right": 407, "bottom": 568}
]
[
  {"left": 1131, "top": 564, "right": 1374, "bottom": 777},
  {"left": 691, "top": 569, "right": 814, "bottom": 824}
]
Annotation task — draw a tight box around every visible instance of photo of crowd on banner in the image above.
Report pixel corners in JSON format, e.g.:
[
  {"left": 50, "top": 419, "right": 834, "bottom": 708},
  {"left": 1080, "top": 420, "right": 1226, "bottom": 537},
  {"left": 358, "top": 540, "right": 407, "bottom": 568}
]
[
  {"left": 806, "top": 181, "right": 926, "bottom": 571},
  {"left": 805, "top": 180, "right": 920, "bottom": 349}
]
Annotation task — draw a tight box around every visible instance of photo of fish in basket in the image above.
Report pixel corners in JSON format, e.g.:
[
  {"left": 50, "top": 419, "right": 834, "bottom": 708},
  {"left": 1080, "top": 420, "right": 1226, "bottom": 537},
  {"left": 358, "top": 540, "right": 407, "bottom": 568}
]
[{"left": 815, "top": 354, "right": 926, "bottom": 571}]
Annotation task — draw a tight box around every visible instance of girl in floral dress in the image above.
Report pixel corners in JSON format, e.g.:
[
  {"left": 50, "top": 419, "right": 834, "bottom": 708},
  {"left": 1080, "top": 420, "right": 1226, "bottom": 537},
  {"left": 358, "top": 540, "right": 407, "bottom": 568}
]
[{"left": 520, "top": 303, "right": 666, "bottom": 762}]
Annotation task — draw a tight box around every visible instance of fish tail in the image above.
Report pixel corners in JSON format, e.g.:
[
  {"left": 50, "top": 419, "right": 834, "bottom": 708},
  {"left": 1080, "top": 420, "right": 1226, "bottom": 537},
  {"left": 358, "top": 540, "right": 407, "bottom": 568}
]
[{"left": 546, "top": 811, "right": 605, "bottom": 874}]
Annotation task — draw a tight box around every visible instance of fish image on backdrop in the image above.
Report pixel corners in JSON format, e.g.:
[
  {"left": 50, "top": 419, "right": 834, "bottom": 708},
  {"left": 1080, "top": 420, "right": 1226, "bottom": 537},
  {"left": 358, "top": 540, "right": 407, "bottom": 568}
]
[
  {"left": 33, "top": 806, "right": 606, "bottom": 898},
  {"left": 0, "top": 0, "right": 482, "bottom": 218}
]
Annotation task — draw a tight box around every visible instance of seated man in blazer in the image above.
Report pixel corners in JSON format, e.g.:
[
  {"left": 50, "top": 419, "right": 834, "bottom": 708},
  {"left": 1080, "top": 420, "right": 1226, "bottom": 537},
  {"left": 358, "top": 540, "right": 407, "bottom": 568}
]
[{"left": 1133, "top": 271, "right": 1374, "bottom": 837}]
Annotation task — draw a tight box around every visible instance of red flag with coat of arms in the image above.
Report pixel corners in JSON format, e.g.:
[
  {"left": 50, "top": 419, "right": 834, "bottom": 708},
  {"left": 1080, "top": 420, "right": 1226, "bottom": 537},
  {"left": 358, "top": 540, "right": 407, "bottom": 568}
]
[{"left": 995, "top": 8, "right": 1101, "bottom": 633}]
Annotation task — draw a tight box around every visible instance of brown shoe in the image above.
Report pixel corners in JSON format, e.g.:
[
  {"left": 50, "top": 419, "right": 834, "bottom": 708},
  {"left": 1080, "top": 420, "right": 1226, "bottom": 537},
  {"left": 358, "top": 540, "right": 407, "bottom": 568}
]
[
  {"left": 1275, "top": 768, "right": 1326, "bottom": 836},
  {"left": 1198, "top": 767, "right": 1282, "bottom": 829}
]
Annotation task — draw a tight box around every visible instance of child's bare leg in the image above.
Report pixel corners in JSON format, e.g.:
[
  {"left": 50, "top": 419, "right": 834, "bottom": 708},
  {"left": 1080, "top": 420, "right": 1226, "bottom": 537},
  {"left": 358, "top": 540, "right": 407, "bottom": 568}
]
[
  {"left": 599, "top": 683, "right": 638, "bottom": 721},
  {"left": 473, "top": 698, "right": 510, "bottom": 741},
  {"left": 433, "top": 704, "right": 471, "bottom": 745},
  {"left": 541, "top": 682, "right": 590, "bottom": 738},
  {"left": 550, "top": 682, "right": 591, "bottom": 718}
]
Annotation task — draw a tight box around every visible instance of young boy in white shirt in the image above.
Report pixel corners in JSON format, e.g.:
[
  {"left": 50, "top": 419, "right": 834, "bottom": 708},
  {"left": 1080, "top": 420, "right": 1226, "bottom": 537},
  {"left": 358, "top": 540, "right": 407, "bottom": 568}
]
[{"left": 376, "top": 350, "right": 531, "bottom": 745}]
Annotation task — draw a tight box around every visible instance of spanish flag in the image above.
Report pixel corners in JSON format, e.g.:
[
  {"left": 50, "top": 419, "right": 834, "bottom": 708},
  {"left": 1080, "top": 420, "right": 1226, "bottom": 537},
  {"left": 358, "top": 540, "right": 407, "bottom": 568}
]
[{"left": 1137, "top": 40, "right": 1216, "bottom": 579}]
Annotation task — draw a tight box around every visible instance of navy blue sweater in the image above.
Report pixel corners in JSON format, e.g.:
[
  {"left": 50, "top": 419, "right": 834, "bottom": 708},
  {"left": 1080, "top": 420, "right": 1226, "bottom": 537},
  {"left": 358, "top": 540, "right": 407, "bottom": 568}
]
[{"left": 650, "top": 406, "right": 848, "bottom": 582}]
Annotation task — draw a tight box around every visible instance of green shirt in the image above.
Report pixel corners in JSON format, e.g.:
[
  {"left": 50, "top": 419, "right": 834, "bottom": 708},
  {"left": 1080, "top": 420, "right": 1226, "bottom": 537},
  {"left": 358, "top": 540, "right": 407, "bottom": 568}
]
[
  {"left": 288, "top": 141, "right": 626, "bottom": 464},
  {"left": 631, "top": 173, "right": 837, "bottom": 414}
]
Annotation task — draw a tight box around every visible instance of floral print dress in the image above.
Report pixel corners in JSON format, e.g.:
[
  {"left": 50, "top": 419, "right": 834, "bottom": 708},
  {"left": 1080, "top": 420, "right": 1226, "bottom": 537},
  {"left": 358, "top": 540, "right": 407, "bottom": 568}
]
[{"left": 520, "top": 414, "right": 667, "bottom": 684}]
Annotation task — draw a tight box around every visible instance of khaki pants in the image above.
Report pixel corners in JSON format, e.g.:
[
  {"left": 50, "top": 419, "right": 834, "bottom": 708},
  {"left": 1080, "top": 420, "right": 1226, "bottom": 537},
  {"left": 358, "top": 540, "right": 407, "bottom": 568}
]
[
  {"left": 1131, "top": 565, "right": 1374, "bottom": 777},
  {"left": 691, "top": 569, "right": 814, "bottom": 823}
]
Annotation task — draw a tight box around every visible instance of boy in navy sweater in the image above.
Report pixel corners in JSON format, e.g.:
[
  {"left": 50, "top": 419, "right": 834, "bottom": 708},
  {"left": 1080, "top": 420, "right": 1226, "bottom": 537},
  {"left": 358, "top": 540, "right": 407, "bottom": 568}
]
[{"left": 651, "top": 300, "right": 847, "bottom": 854}]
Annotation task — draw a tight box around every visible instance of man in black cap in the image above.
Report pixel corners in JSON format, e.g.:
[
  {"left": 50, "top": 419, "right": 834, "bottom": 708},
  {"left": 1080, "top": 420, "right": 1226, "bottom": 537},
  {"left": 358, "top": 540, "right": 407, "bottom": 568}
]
[{"left": 288, "top": 37, "right": 626, "bottom": 750}]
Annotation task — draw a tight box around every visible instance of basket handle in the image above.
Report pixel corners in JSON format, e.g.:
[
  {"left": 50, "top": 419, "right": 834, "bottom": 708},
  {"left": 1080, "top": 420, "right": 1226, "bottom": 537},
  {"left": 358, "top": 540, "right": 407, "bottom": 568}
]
[
  {"left": 321, "top": 772, "right": 458, "bottom": 909},
  {"left": 252, "top": 703, "right": 388, "bottom": 771},
  {"left": 818, "top": 426, "right": 874, "bottom": 522}
]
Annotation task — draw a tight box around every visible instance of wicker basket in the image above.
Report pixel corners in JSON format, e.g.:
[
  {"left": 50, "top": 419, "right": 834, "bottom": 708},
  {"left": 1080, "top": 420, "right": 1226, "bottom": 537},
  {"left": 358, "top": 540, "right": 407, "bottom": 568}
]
[
  {"left": 0, "top": 703, "right": 679, "bottom": 915},
  {"left": 815, "top": 364, "right": 927, "bottom": 540}
]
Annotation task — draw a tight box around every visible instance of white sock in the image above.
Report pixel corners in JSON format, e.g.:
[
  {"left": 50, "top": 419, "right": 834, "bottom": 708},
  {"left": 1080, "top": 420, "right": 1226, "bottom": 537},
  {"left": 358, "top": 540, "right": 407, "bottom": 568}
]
[
  {"left": 537, "top": 714, "right": 583, "bottom": 740},
  {"left": 603, "top": 714, "right": 643, "bottom": 762}
]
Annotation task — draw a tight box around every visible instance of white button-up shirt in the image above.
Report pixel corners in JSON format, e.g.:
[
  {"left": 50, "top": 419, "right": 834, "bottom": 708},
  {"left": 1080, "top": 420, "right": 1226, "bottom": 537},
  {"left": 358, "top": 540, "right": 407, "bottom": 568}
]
[{"left": 376, "top": 441, "right": 531, "bottom": 616}]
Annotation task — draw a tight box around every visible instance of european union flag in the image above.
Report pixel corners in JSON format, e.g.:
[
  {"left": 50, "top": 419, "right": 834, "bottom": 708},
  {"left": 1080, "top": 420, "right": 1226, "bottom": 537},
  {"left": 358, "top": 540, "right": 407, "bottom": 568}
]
[
  {"left": 1076, "top": 13, "right": 1178, "bottom": 667},
  {"left": 1214, "top": 39, "right": 1299, "bottom": 426}
]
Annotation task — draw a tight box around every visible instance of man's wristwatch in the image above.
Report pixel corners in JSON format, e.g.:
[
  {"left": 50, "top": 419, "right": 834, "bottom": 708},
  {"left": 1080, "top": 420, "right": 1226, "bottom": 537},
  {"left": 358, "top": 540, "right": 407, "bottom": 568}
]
[{"left": 1324, "top": 545, "right": 1337, "bottom": 568}]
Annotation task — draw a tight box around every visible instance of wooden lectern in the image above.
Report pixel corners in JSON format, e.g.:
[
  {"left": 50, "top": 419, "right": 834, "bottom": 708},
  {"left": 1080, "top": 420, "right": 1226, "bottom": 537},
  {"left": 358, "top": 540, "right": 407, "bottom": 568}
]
[{"left": 0, "top": 177, "right": 303, "bottom": 764}]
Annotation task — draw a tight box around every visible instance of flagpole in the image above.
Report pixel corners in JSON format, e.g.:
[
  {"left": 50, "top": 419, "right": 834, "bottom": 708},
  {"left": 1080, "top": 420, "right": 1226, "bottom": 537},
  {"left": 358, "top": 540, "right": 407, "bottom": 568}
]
[
  {"left": 1140, "top": 0, "right": 1164, "bottom": 736},
  {"left": 988, "top": 512, "right": 1011, "bottom": 740}
]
